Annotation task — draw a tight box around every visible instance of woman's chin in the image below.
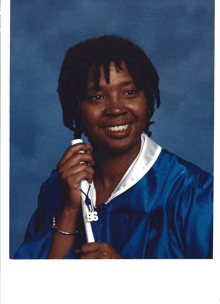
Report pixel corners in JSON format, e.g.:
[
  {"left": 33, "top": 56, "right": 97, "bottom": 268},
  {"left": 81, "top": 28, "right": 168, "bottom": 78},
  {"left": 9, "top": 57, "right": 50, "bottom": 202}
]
[{"left": 91, "top": 133, "right": 142, "bottom": 156}]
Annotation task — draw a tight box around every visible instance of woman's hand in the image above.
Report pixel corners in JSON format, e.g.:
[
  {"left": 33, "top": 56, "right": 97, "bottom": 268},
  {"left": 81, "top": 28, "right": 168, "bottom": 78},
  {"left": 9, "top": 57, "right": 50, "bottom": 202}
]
[
  {"left": 57, "top": 143, "right": 95, "bottom": 211},
  {"left": 74, "top": 242, "right": 123, "bottom": 259},
  {"left": 48, "top": 143, "right": 95, "bottom": 259}
]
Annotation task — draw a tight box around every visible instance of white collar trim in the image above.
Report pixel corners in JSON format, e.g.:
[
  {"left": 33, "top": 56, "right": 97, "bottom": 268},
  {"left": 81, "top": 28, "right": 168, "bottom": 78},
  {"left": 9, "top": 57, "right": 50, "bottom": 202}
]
[{"left": 89, "top": 133, "right": 161, "bottom": 206}]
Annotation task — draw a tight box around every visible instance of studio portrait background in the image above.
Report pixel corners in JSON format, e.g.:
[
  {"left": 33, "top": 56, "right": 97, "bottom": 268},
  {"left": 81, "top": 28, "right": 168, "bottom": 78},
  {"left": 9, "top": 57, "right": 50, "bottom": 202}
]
[{"left": 10, "top": 0, "right": 214, "bottom": 258}]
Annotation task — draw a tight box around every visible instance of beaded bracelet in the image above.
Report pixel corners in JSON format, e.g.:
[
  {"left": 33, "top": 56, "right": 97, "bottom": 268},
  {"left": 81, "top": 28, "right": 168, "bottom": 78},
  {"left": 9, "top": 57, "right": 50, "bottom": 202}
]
[{"left": 52, "top": 216, "right": 79, "bottom": 235}]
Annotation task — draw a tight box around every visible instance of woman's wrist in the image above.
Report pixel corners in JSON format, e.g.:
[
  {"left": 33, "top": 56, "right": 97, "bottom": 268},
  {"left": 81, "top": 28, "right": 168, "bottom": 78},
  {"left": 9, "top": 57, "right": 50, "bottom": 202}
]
[
  {"left": 55, "top": 205, "right": 82, "bottom": 234},
  {"left": 52, "top": 216, "right": 80, "bottom": 235}
]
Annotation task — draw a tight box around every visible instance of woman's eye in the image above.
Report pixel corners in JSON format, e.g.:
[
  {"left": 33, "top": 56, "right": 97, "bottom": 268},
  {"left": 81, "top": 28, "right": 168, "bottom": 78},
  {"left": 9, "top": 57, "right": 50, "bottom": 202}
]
[
  {"left": 125, "top": 90, "right": 138, "bottom": 96},
  {"left": 89, "top": 95, "right": 103, "bottom": 101}
]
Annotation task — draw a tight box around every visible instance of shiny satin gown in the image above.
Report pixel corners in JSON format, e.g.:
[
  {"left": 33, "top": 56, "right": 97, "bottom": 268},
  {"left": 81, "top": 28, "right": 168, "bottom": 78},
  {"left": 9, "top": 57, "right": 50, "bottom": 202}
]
[{"left": 14, "top": 134, "right": 213, "bottom": 259}]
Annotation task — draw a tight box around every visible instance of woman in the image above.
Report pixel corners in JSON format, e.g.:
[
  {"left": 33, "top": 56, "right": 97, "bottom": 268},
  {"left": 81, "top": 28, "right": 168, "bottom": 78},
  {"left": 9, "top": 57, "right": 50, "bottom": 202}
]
[{"left": 14, "top": 35, "right": 213, "bottom": 259}]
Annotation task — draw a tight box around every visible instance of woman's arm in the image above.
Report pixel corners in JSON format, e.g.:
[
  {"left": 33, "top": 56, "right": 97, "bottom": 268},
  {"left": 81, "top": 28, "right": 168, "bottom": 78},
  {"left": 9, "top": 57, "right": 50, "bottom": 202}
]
[
  {"left": 179, "top": 171, "right": 213, "bottom": 259},
  {"left": 47, "top": 205, "right": 81, "bottom": 259},
  {"left": 47, "top": 143, "right": 94, "bottom": 259}
]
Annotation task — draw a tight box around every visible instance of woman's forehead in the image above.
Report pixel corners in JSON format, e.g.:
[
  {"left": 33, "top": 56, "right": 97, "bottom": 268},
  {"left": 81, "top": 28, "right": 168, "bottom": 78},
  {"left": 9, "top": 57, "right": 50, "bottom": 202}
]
[{"left": 87, "top": 60, "right": 134, "bottom": 88}]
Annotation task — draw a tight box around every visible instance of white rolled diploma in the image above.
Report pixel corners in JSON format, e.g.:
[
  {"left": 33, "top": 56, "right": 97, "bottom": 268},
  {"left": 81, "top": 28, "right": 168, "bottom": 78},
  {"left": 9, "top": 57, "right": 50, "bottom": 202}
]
[{"left": 71, "top": 139, "right": 95, "bottom": 243}]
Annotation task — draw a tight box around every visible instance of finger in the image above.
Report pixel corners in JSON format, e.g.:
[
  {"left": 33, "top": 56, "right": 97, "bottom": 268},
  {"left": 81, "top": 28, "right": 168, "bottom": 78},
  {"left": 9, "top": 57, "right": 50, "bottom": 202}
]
[
  {"left": 74, "top": 246, "right": 97, "bottom": 258},
  {"left": 57, "top": 145, "right": 91, "bottom": 169},
  {"left": 58, "top": 153, "right": 94, "bottom": 174},
  {"left": 80, "top": 252, "right": 99, "bottom": 259},
  {"left": 57, "top": 143, "right": 91, "bottom": 167},
  {"left": 87, "top": 159, "right": 95, "bottom": 167},
  {"left": 81, "top": 243, "right": 121, "bottom": 259},
  {"left": 61, "top": 166, "right": 94, "bottom": 186},
  {"left": 74, "top": 249, "right": 82, "bottom": 255},
  {"left": 80, "top": 250, "right": 111, "bottom": 259},
  {"left": 74, "top": 243, "right": 99, "bottom": 256},
  {"left": 59, "top": 162, "right": 94, "bottom": 179},
  {"left": 81, "top": 242, "right": 100, "bottom": 254},
  {"left": 85, "top": 144, "right": 92, "bottom": 155}
]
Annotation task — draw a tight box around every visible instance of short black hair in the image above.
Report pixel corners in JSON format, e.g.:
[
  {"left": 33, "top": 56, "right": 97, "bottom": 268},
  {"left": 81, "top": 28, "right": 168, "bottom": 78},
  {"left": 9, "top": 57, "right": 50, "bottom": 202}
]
[{"left": 57, "top": 35, "right": 161, "bottom": 139}]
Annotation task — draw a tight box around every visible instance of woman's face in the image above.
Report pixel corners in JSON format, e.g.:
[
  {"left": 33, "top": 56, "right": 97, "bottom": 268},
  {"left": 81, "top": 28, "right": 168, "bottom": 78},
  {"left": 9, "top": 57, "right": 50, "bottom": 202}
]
[{"left": 79, "top": 61, "right": 148, "bottom": 152}]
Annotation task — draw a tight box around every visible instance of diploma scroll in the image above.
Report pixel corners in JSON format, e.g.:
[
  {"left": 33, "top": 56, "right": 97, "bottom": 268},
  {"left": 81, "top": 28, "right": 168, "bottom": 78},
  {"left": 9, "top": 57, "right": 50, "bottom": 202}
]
[{"left": 71, "top": 139, "right": 95, "bottom": 243}]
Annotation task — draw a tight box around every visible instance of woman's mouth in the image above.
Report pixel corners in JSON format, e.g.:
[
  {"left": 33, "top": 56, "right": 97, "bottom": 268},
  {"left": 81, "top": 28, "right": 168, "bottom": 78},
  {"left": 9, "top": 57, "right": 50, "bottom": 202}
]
[{"left": 105, "top": 124, "right": 129, "bottom": 132}]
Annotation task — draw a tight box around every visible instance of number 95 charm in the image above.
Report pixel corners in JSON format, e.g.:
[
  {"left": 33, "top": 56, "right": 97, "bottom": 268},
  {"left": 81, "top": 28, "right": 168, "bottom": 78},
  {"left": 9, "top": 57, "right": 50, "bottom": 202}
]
[{"left": 87, "top": 211, "right": 98, "bottom": 222}]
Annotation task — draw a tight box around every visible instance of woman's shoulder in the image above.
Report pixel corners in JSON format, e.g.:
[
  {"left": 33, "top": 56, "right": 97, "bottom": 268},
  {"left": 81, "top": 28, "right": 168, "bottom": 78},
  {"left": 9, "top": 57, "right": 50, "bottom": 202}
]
[
  {"left": 142, "top": 134, "right": 212, "bottom": 184},
  {"left": 155, "top": 148, "right": 212, "bottom": 180},
  {"left": 146, "top": 148, "right": 213, "bottom": 204}
]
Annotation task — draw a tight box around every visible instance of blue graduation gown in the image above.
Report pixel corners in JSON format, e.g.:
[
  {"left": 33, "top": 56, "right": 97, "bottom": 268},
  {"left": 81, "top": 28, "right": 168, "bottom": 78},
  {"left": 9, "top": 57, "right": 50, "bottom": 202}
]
[{"left": 14, "top": 147, "right": 213, "bottom": 259}]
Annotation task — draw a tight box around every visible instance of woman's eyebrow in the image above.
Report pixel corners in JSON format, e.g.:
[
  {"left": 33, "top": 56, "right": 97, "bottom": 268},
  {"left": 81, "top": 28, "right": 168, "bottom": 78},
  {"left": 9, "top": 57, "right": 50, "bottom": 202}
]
[
  {"left": 121, "top": 81, "right": 135, "bottom": 87},
  {"left": 87, "top": 81, "right": 135, "bottom": 92},
  {"left": 87, "top": 86, "right": 97, "bottom": 92}
]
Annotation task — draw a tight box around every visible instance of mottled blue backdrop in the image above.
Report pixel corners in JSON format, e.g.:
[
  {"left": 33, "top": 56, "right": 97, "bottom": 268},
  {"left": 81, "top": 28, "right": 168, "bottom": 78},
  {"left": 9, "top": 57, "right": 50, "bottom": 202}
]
[{"left": 10, "top": 0, "right": 214, "bottom": 257}]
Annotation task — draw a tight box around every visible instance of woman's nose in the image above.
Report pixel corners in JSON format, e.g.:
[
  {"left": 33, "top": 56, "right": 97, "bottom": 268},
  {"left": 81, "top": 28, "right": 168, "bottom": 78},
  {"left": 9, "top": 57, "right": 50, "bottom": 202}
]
[{"left": 104, "top": 95, "right": 127, "bottom": 117}]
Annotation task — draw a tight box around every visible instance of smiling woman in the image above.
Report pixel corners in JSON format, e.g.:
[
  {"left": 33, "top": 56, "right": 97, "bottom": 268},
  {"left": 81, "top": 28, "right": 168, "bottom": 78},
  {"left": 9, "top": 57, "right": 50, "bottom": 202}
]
[
  {"left": 14, "top": 35, "right": 213, "bottom": 259},
  {"left": 80, "top": 61, "right": 148, "bottom": 153}
]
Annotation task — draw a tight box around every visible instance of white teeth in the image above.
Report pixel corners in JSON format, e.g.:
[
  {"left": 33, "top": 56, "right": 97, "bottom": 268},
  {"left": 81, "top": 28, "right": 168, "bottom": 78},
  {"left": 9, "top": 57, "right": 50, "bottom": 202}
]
[{"left": 106, "top": 124, "right": 129, "bottom": 131}]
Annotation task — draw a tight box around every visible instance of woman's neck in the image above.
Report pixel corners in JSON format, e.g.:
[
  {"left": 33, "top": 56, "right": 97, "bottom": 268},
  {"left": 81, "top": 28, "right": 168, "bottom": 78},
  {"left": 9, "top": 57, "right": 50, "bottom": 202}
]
[{"left": 92, "top": 137, "right": 142, "bottom": 190}]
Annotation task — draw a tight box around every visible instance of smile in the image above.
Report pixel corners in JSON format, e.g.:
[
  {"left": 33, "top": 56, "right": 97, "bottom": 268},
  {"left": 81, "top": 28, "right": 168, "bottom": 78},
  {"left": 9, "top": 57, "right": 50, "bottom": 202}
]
[{"left": 105, "top": 124, "right": 129, "bottom": 132}]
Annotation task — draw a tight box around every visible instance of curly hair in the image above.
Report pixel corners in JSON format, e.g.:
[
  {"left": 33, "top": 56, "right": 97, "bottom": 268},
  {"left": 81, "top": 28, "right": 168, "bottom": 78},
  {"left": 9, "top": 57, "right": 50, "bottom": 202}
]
[{"left": 57, "top": 35, "right": 161, "bottom": 139}]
